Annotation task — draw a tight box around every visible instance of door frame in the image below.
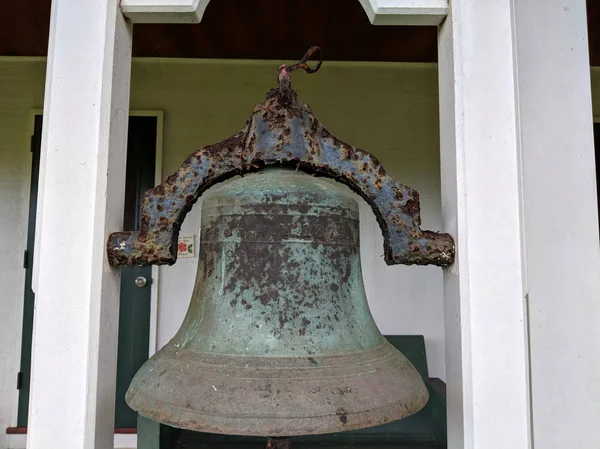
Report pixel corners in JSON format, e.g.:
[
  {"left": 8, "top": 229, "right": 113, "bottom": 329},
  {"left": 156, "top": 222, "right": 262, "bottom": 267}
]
[
  {"left": 127, "top": 110, "right": 164, "bottom": 357},
  {"left": 594, "top": 116, "right": 600, "bottom": 229},
  {"left": 17, "top": 109, "right": 164, "bottom": 427}
]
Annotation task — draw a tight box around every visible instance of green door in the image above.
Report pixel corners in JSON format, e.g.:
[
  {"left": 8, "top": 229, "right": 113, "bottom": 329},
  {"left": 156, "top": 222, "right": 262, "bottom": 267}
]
[
  {"left": 595, "top": 123, "right": 600, "bottom": 229},
  {"left": 17, "top": 115, "right": 158, "bottom": 429},
  {"left": 115, "top": 116, "right": 158, "bottom": 428},
  {"left": 16, "top": 116, "right": 43, "bottom": 427}
]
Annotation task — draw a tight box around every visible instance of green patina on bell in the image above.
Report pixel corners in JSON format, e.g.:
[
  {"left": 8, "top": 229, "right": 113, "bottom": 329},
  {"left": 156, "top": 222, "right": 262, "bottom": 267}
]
[
  {"left": 125, "top": 168, "right": 428, "bottom": 437},
  {"left": 109, "top": 48, "right": 455, "bottom": 443}
]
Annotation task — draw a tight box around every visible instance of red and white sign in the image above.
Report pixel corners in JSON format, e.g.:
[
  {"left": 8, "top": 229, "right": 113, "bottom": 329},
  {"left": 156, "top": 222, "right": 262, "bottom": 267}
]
[{"left": 177, "top": 235, "right": 195, "bottom": 258}]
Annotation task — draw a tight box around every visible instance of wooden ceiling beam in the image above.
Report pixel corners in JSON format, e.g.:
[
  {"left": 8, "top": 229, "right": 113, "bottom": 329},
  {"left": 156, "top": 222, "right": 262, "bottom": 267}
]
[{"left": 0, "top": 0, "right": 598, "bottom": 66}]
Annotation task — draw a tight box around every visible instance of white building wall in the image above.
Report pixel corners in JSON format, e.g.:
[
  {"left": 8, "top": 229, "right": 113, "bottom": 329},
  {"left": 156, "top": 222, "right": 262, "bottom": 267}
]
[
  {"left": 0, "top": 58, "right": 46, "bottom": 449},
  {"left": 1, "top": 57, "right": 599, "bottom": 439}
]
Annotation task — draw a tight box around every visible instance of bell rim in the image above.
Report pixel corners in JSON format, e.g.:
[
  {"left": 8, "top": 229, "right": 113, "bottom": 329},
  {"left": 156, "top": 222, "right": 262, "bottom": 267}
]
[
  {"left": 125, "top": 340, "right": 429, "bottom": 437},
  {"left": 129, "top": 388, "right": 429, "bottom": 437}
]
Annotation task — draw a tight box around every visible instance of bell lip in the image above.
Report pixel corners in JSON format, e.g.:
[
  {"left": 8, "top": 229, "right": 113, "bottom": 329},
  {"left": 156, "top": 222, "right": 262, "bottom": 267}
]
[
  {"left": 124, "top": 340, "right": 430, "bottom": 437},
  {"left": 128, "top": 389, "right": 429, "bottom": 437}
]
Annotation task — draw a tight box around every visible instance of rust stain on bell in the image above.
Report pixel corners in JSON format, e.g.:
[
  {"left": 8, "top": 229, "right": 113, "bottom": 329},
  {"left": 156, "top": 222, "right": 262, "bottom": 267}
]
[{"left": 107, "top": 47, "right": 455, "bottom": 438}]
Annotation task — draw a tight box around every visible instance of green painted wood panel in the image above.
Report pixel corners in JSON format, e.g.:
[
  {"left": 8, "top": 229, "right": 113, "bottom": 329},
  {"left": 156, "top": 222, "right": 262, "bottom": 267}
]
[
  {"left": 16, "top": 115, "right": 42, "bottom": 427},
  {"left": 115, "top": 116, "right": 158, "bottom": 428}
]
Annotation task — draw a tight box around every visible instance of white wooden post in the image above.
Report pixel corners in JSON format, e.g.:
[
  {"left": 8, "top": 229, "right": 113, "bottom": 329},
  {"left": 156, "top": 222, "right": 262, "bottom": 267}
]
[
  {"left": 27, "top": 0, "right": 132, "bottom": 448},
  {"left": 513, "top": 2, "right": 600, "bottom": 447},
  {"left": 439, "top": 0, "right": 600, "bottom": 448},
  {"left": 438, "top": 3, "right": 532, "bottom": 447}
]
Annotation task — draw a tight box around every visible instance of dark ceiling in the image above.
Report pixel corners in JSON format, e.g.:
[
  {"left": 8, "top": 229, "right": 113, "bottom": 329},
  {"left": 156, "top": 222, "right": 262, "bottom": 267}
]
[{"left": 1, "top": 0, "right": 598, "bottom": 65}]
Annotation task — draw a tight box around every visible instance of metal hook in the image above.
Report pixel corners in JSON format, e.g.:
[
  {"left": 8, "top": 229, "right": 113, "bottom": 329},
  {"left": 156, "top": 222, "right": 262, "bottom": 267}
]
[
  {"left": 287, "top": 46, "right": 322, "bottom": 74},
  {"left": 278, "top": 46, "right": 322, "bottom": 92}
]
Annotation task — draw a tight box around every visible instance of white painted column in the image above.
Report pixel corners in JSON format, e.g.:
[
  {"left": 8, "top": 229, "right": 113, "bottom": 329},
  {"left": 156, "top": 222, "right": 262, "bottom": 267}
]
[
  {"left": 438, "top": 2, "right": 532, "bottom": 448},
  {"left": 514, "top": 2, "right": 600, "bottom": 448},
  {"left": 28, "top": 1, "right": 132, "bottom": 448},
  {"left": 439, "top": 0, "right": 600, "bottom": 448}
]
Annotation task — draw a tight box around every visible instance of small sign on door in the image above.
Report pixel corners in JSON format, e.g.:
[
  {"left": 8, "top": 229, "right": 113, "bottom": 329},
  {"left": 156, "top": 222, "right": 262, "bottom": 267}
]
[{"left": 177, "top": 235, "right": 195, "bottom": 258}]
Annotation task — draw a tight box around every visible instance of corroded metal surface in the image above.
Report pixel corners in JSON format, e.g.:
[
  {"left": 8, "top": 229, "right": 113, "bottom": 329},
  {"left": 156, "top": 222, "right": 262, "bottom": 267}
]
[
  {"left": 126, "top": 170, "right": 428, "bottom": 436},
  {"left": 107, "top": 47, "right": 455, "bottom": 268}
]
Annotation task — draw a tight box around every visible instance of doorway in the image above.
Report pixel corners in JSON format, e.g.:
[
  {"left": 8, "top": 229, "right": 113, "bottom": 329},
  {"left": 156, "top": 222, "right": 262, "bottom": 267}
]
[
  {"left": 17, "top": 114, "right": 160, "bottom": 429},
  {"left": 594, "top": 122, "right": 600, "bottom": 228}
]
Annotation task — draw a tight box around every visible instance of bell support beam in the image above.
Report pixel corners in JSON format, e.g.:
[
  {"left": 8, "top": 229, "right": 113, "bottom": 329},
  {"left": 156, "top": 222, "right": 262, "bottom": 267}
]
[
  {"left": 120, "top": 0, "right": 448, "bottom": 25},
  {"left": 438, "top": 0, "right": 600, "bottom": 448},
  {"left": 27, "top": 1, "right": 132, "bottom": 448}
]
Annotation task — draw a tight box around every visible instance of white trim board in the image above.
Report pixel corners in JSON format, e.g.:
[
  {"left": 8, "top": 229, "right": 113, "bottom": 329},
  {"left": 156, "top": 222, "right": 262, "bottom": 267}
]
[
  {"left": 120, "top": 0, "right": 448, "bottom": 25},
  {"left": 8, "top": 433, "right": 136, "bottom": 449}
]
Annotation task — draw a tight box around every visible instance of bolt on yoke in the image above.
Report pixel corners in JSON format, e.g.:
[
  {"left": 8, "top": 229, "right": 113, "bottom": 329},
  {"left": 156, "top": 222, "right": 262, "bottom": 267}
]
[{"left": 106, "top": 47, "right": 455, "bottom": 269}]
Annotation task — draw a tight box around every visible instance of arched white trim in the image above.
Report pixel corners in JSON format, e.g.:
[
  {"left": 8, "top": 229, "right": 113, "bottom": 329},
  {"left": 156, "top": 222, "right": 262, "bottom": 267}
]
[
  {"left": 120, "top": 0, "right": 448, "bottom": 25},
  {"left": 121, "top": 0, "right": 210, "bottom": 24},
  {"left": 358, "top": 0, "right": 448, "bottom": 25}
]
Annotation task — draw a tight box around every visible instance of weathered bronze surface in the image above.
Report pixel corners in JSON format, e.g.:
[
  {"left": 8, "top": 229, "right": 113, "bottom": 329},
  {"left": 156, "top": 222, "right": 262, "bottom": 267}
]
[
  {"left": 108, "top": 48, "right": 453, "bottom": 444},
  {"left": 106, "top": 47, "right": 454, "bottom": 269},
  {"left": 126, "top": 169, "right": 429, "bottom": 436}
]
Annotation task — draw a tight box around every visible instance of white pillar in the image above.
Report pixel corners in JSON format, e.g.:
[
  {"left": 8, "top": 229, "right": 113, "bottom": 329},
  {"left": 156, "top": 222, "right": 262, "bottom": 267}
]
[
  {"left": 438, "top": 2, "right": 532, "bottom": 448},
  {"left": 514, "top": 2, "right": 600, "bottom": 448},
  {"left": 28, "top": 0, "right": 132, "bottom": 448},
  {"left": 438, "top": 0, "right": 600, "bottom": 448}
]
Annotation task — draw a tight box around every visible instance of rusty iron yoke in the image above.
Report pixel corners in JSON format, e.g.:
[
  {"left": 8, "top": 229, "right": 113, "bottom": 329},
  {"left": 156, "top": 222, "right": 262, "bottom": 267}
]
[{"left": 107, "top": 47, "right": 455, "bottom": 268}]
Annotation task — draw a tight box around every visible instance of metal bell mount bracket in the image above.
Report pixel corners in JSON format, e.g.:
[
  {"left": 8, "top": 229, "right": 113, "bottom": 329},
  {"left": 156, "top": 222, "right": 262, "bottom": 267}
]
[{"left": 107, "top": 46, "right": 455, "bottom": 270}]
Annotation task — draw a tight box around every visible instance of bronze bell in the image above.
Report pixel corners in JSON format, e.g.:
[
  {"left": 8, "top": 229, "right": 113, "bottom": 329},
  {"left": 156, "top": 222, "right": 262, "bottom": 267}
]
[
  {"left": 107, "top": 47, "right": 455, "bottom": 444},
  {"left": 125, "top": 168, "right": 429, "bottom": 436}
]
